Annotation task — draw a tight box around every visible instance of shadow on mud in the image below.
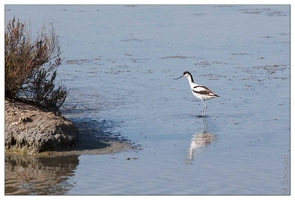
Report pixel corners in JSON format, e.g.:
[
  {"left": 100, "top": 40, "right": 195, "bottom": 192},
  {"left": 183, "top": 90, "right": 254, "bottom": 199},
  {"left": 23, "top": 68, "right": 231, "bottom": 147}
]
[
  {"left": 62, "top": 117, "right": 135, "bottom": 155},
  {"left": 73, "top": 118, "right": 129, "bottom": 151}
]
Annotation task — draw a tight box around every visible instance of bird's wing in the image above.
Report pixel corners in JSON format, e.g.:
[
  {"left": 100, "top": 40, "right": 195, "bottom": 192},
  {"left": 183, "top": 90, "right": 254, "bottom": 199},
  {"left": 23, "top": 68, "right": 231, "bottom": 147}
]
[{"left": 192, "top": 85, "right": 216, "bottom": 96}]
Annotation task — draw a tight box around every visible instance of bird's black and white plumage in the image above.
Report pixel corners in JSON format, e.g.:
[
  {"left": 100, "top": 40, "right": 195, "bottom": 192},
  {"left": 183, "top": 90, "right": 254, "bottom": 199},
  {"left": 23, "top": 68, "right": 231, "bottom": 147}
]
[{"left": 175, "top": 71, "right": 219, "bottom": 117}]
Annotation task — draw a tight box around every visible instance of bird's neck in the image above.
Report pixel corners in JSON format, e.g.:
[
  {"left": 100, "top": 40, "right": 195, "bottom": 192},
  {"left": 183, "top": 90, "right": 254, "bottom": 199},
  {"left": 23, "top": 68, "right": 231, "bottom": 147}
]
[{"left": 186, "top": 76, "right": 196, "bottom": 88}]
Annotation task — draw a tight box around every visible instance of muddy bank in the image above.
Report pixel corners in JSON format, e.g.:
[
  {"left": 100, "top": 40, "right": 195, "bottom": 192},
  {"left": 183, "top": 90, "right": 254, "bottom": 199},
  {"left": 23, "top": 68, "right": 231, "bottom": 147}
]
[{"left": 5, "top": 99, "right": 134, "bottom": 156}]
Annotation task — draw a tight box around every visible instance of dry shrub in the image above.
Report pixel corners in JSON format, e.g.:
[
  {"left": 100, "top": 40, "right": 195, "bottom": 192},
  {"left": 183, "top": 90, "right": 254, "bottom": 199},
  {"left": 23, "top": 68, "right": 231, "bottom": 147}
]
[{"left": 5, "top": 17, "right": 68, "bottom": 109}]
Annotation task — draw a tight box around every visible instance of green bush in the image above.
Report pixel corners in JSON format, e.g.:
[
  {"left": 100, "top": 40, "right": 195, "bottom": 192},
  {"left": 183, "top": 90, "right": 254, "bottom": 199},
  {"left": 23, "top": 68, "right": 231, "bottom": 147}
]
[{"left": 5, "top": 17, "right": 68, "bottom": 109}]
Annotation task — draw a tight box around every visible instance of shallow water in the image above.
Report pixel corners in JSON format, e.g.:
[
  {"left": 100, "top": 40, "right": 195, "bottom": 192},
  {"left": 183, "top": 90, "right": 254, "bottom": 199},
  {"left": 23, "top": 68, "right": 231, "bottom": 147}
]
[{"left": 5, "top": 5, "right": 290, "bottom": 195}]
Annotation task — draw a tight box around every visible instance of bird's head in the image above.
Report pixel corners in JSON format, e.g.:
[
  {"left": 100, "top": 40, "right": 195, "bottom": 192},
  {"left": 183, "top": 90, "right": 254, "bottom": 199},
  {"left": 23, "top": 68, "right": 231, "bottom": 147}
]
[
  {"left": 174, "top": 71, "right": 192, "bottom": 80},
  {"left": 183, "top": 71, "right": 192, "bottom": 78}
]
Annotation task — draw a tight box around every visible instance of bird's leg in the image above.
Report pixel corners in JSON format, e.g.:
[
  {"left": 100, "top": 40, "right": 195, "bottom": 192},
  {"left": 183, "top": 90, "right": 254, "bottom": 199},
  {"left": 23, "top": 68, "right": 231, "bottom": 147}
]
[
  {"left": 201, "top": 100, "right": 205, "bottom": 117},
  {"left": 202, "top": 100, "right": 207, "bottom": 117},
  {"left": 202, "top": 101, "right": 204, "bottom": 117},
  {"left": 202, "top": 117, "right": 207, "bottom": 133}
]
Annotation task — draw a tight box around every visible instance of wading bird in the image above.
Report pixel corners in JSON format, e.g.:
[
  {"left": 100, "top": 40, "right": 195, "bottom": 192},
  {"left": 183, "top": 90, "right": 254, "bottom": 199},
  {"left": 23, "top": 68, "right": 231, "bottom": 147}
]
[{"left": 175, "top": 71, "right": 219, "bottom": 117}]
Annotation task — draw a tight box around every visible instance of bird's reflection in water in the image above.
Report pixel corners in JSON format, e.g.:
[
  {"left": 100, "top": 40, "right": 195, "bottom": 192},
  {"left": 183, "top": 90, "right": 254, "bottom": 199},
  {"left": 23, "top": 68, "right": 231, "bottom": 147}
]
[{"left": 186, "top": 118, "right": 215, "bottom": 164}]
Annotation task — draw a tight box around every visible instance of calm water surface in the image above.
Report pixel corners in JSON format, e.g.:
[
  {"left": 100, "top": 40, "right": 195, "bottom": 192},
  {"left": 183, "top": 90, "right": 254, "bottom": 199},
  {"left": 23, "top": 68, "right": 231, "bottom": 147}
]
[{"left": 5, "top": 5, "right": 290, "bottom": 195}]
